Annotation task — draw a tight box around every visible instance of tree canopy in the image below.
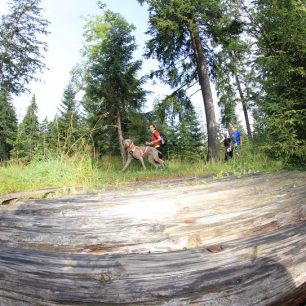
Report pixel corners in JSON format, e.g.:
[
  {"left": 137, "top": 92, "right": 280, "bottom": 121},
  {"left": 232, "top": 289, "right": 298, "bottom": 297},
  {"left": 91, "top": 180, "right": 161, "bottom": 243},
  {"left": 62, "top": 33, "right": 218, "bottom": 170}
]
[
  {"left": 1, "top": 0, "right": 305, "bottom": 166},
  {"left": 82, "top": 6, "right": 146, "bottom": 162},
  {"left": 138, "top": 0, "right": 222, "bottom": 160},
  {"left": 0, "top": 0, "right": 49, "bottom": 95}
]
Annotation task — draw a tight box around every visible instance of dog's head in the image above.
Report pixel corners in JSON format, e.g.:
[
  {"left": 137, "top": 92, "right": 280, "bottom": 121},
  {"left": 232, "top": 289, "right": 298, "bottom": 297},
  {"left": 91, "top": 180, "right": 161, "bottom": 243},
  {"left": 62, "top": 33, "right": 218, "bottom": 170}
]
[{"left": 122, "top": 139, "right": 133, "bottom": 149}]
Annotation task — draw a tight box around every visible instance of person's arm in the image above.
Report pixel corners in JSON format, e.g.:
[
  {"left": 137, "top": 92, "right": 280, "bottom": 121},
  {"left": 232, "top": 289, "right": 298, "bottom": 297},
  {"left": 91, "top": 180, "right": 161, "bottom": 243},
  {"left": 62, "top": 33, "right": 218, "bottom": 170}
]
[{"left": 146, "top": 131, "right": 161, "bottom": 146}]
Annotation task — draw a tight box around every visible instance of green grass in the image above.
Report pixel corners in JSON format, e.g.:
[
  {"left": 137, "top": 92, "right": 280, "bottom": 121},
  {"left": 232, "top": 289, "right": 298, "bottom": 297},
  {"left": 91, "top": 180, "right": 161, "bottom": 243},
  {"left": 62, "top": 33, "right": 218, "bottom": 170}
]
[{"left": 0, "top": 149, "right": 284, "bottom": 195}]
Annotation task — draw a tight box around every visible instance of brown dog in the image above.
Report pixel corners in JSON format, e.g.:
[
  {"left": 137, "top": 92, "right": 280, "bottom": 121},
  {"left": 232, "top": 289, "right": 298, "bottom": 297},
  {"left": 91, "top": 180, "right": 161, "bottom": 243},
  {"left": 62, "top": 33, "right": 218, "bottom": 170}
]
[{"left": 122, "top": 139, "right": 164, "bottom": 171}]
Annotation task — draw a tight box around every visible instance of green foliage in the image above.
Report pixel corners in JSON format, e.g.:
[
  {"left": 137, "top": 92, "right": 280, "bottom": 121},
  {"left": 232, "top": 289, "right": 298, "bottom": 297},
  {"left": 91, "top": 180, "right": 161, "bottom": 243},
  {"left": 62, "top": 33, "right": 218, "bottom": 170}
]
[
  {"left": 151, "top": 92, "right": 204, "bottom": 159},
  {"left": 38, "top": 117, "right": 53, "bottom": 159},
  {"left": 215, "top": 61, "right": 238, "bottom": 127},
  {"left": 210, "top": 0, "right": 254, "bottom": 134},
  {"left": 124, "top": 111, "right": 149, "bottom": 145},
  {"left": 0, "top": 149, "right": 283, "bottom": 195},
  {"left": 56, "top": 83, "right": 83, "bottom": 155},
  {"left": 0, "top": 92, "right": 17, "bottom": 161},
  {"left": 14, "top": 95, "right": 40, "bottom": 160},
  {"left": 138, "top": 0, "right": 221, "bottom": 160},
  {"left": 252, "top": 0, "right": 306, "bottom": 164},
  {"left": 0, "top": 0, "right": 49, "bottom": 95},
  {"left": 175, "top": 117, "right": 204, "bottom": 160},
  {"left": 1, "top": 0, "right": 305, "bottom": 187},
  {"left": 82, "top": 7, "right": 145, "bottom": 156},
  {"left": 141, "top": 0, "right": 197, "bottom": 87}
]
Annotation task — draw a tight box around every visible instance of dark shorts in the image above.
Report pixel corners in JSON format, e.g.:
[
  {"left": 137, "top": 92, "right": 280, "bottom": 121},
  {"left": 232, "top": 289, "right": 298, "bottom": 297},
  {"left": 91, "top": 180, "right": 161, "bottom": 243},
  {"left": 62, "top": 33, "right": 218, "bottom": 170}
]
[
  {"left": 225, "top": 149, "right": 233, "bottom": 161},
  {"left": 156, "top": 145, "right": 166, "bottom": 159}
]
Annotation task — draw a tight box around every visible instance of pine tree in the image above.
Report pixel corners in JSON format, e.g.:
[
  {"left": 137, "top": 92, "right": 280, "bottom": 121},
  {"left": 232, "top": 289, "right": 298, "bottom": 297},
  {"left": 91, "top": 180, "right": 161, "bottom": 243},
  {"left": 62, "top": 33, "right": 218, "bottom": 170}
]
[
  {"left": 0, "top": 92, "right": 17, "bottom": 161},
  {"left": 211, "top": 0, "right": 254, "bottom": 137},
  {"left": 215, "top": 58, "right": 238, "bottom": 128},
  {"left": 82, "top": 4, "right": 145, "bottom": 163},
  {"left": 177, "top": 106, "right": 204, "bottom": 159},
  {"left": 0, "top": 0, "right": 49, "bottom": 95},
  {"left": 18, "top": 95, "right": 40, "bottom": 159},
  {"left": 48, "top": 115, "right": 61, "bottom": 157},
  {"left": 57, "top": 83, "right": 81, "bottom": 154},
  {"left": 152, "top": 91, "right": 204, "bottom": 159},
  {"left": 138, "top": 0, "right": 221, "bottom": 161},
  {"left": 38, "top": 117, "right": 52, "bottom": 159},
  {"left": 252, "top": 0, "right": 306, "bottom": 163}
]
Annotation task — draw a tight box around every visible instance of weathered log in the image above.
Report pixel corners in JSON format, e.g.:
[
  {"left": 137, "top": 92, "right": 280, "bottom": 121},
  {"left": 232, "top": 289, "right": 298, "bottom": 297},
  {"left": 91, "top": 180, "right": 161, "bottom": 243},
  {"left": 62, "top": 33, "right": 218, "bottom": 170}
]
[{"left": 0, "top": 171, "right": 305, "bottom": 305}]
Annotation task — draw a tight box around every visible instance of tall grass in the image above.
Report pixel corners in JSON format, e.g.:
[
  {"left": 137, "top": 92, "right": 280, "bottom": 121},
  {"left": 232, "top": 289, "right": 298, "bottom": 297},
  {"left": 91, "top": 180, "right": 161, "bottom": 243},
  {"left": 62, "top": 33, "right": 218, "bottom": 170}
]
[{"left": 0, "top": 147, "right": 283, "bottom": 195}]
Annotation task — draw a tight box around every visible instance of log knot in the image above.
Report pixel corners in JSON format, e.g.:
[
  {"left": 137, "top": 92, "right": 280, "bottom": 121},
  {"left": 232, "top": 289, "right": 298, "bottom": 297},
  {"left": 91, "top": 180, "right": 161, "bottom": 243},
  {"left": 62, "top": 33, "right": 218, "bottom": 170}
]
[{"left": 97, "top": 272, "right": 113, "bottom": 284}]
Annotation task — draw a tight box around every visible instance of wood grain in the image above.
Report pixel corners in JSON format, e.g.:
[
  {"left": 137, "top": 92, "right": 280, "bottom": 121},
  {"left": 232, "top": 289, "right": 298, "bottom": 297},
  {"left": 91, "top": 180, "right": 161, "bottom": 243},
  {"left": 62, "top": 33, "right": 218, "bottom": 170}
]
[{"left": 0, "top": 171, "right": 305, "bottom": 305}]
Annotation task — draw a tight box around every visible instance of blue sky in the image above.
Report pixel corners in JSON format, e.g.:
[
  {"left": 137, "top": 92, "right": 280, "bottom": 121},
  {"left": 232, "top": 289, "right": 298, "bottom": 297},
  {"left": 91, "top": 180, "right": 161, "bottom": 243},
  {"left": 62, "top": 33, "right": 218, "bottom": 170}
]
[{"left": 0, "top": 0, "right": 227, "bottom": 129}]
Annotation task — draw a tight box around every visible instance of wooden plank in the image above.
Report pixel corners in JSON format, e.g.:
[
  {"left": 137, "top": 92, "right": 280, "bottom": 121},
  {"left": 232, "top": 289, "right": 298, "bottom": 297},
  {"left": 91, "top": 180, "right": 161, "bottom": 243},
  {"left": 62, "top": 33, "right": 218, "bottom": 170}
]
[{"left": 0, "top": 171, "right": 305, "bottom": 305}]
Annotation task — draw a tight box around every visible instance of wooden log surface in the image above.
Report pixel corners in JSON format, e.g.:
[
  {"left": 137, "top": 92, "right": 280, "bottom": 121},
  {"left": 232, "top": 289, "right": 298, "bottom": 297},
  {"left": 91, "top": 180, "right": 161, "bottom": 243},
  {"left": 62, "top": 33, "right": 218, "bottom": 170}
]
[{"left": 0, "top": 171, "right": 305, "bottom": 305}]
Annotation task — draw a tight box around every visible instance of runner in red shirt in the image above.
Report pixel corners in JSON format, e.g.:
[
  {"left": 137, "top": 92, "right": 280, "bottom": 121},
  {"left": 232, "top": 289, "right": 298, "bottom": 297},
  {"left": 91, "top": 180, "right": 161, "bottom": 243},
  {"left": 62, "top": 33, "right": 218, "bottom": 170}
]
[{"left": 146, "top": 124, "right": 164, "bottom": 158}]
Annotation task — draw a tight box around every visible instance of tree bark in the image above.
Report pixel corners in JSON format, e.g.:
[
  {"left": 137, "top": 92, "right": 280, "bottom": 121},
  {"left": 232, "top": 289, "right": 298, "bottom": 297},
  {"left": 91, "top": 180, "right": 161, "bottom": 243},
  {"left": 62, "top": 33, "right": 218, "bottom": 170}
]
[
  {"left": 189, "top": 25, "right": 220, "bottom": 161},
  {"left": 233, "top": 72, "right": 253, "bottom": 141},
  {"left": 117, "top": 109, "right": 126, "bottom": 165},
  {"left": 0, "top": 171, "right": 305, "bottom": 304}
]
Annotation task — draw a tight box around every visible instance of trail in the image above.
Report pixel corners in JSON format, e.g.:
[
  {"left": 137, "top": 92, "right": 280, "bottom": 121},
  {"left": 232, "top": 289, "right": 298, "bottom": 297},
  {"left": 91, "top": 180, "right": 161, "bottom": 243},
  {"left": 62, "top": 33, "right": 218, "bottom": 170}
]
[{"left": 0, "top": 171, "right": 305, "bottom": 305}]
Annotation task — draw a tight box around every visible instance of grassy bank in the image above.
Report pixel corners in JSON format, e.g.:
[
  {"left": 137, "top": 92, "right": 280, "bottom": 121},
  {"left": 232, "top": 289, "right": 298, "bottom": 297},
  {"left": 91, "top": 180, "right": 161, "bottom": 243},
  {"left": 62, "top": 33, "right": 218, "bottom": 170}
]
[{"left": 0, "top": 149, "right": 284, "bottom": 195}]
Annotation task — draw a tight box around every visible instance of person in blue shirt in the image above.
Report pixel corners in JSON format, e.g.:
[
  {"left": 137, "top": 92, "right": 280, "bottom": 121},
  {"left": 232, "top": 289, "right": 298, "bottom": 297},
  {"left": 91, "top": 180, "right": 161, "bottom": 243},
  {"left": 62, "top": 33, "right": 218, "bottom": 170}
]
[{"left": 229, "top": 123, "right": 242, "bottom": 149}]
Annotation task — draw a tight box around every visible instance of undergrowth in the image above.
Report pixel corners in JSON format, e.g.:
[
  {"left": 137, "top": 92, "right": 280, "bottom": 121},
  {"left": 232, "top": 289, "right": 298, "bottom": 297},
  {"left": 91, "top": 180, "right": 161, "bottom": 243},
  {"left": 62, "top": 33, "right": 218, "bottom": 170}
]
[{"left": 0, "top": 149, "right": 283, "bottom": 195}]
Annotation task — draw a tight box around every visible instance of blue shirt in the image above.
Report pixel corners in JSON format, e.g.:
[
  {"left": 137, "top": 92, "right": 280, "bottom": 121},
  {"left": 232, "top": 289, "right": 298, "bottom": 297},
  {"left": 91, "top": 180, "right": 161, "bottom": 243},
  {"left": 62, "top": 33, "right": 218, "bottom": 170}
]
[{"left": 230, "top": 130, "right": 241, "bottom": 146}]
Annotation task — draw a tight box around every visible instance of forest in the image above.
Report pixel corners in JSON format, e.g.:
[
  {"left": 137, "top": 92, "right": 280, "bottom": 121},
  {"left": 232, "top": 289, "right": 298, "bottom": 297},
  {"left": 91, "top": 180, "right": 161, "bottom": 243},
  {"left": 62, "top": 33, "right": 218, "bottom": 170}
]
[{"left": 0, "top": 0, "right": 305, "bottom": 194}]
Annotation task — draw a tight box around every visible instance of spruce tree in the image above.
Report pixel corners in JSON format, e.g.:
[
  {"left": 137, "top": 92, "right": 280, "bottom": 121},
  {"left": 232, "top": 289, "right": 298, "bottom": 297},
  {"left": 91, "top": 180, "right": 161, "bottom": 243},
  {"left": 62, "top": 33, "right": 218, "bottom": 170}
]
[
  {"left": 172, "top": 100, "right": 204, "bottom": 159},
  {"left": 252, "top": 0, "right": 306, "bottom": 163},
  {"left": 152, "top": 92, "right": 204, "bottom": 159},
  {"left": 18, "top": 95, "right": 40, "bottom": 159},
  {"left": 57, "top": 83, "right": 81, "bottom": 154},
  {"left": 0, "top": 92, "right": 17, "bottom": 161},
  {"left": 211, "top": 0, "right": 254, "bottom": 137},
  {"left": 38, "top": 117, "right": 52, "bottom": 159},
  {"left": 0, "top": 0, "right": 49, "bottom": 95},
  {"left": 82, "top": 4, "right": 145, "bottom": 163},
  {"left": 138, "top": 0, "right": 221, "bottom": 160}
]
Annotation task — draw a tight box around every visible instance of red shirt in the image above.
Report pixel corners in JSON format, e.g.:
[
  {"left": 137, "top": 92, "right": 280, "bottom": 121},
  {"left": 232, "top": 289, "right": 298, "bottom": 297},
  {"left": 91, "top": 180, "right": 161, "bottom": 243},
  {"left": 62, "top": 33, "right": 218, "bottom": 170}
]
[{"left": 152, "top": 130, "right": 161, "bottom": 148}]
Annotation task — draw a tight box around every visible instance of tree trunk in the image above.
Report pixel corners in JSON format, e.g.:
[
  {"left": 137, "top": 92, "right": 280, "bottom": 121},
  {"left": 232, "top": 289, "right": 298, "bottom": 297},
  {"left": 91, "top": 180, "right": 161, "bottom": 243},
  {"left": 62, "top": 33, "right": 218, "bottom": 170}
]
[
  {"left": 233, "top": 72, "right": 253, "bottom": 141},
  {"left": 116, "top": 110, "right": 126, "bottom": 165},
  {"left": 0, "top": 171, "right": 305, "bottom": 304},
  {"left": 189, "top": 26, "right": 220, "bottom": 161}
]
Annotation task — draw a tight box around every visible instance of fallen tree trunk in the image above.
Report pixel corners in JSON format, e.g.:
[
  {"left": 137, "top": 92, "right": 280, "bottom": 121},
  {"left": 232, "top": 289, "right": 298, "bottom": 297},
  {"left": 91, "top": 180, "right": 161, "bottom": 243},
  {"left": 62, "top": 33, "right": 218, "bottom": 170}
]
[{"left": 0, "top": 171, "right": 305, "bottom": 305}]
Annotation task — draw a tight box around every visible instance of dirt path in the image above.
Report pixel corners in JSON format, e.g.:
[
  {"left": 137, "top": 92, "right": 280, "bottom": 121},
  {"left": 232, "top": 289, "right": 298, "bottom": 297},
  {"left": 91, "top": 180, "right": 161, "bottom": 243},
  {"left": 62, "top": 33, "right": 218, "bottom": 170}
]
[{"left": 0, "top": 171, "right": 305, "bottom": 305}]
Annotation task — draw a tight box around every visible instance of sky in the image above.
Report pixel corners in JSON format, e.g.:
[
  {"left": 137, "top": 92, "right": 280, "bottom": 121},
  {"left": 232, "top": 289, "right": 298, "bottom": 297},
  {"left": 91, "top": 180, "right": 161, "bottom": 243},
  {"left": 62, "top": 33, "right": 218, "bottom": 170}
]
[{"left": 0, "top": 0, "right": 247, "bottom": 130}]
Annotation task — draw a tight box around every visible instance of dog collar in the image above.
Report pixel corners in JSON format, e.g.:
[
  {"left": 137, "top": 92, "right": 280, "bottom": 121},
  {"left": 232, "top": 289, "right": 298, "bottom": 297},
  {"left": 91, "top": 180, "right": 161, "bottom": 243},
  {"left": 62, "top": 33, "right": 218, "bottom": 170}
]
[{"left": 127, "top": 144, "right": 137, "bottom": 152}]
